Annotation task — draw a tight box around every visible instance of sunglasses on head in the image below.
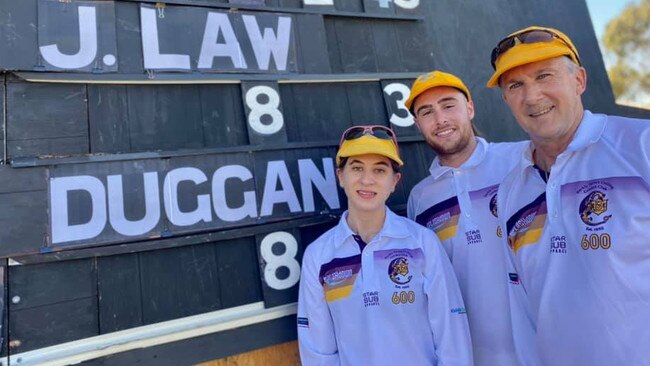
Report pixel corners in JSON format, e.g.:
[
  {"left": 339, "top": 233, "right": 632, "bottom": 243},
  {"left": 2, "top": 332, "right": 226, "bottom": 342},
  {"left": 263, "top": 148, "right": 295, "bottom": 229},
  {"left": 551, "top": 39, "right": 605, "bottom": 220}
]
[
  {"left": 490, "top": 29, "right": 581, "bottom": 69},
  {"left": 339, "top": 124, "right": 398, "bottom": 148}
]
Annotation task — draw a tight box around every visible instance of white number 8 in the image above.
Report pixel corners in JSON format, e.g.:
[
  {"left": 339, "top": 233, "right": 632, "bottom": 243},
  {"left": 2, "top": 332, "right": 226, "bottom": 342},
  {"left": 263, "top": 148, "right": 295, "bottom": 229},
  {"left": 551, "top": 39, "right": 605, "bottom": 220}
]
[
  {"left": 260, "top": 231, "right": 301, "bottom": 290},
  {"left": 394, "top": 0, "right": 419, "bottom": 9},
  {"left": 302, "top": 0, "right": 334, "bottom": 4},
  {"left": 246, "top": 85, "right": 284, "bottom": 135}
]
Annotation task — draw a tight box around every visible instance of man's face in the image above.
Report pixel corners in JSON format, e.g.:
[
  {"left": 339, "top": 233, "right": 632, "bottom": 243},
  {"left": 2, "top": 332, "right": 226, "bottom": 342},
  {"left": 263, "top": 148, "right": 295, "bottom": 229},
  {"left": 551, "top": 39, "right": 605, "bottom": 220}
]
[
  {"left": 500, "top": 57, "right": 586, "bottom": 145},
  {"left": 413, "top": 86, "right": 476, "bottom": 166}
]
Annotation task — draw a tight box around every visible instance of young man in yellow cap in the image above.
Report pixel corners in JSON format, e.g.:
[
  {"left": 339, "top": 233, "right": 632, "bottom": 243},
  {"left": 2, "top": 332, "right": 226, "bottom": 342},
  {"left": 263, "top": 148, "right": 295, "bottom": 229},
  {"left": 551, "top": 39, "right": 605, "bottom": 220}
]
[
  {"left": 297, "top": 125, "right": 473, "bottom": 365},
  {"left": 489, "top": 26, "right": 650, "bottom": 365},
  {"left": 405, "top": 71, "right": 530, "bottom": 366}
]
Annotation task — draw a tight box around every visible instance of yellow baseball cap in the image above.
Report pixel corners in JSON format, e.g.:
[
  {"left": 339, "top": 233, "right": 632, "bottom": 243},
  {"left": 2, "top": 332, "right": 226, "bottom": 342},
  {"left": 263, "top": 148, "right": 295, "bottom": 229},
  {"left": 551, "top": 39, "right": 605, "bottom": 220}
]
[
  {"left": 404, "top": 71, "right": 471, "bottom": 114},
  {"left": 487, "top": 26, "right": 581, "bottom": 87},
  {"left": 336, "top": 134, "right": 403, "bottom": 167}
]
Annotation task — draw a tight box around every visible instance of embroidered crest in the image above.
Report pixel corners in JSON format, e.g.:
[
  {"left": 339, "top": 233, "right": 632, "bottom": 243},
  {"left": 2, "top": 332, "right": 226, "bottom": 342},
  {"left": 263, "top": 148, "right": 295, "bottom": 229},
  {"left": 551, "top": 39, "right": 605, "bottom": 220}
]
[
  {"left": 388, "top": 257, "right": 412, "bottom": 285},
  {"left": 489, "top": 193, "right": 498, "bottom": 218},
  {"left": 579, "top": 191, "right": 612, "bottom": 226}
]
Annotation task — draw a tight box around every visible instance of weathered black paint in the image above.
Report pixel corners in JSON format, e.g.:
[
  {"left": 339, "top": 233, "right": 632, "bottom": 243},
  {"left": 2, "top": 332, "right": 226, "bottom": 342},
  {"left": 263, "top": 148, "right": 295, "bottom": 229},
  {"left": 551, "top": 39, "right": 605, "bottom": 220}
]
[
  {"left": 8, "top": 259, "right": 98, "bottom": 354},
  {"left": 80, "top": 315, "right": 297, "bottom": 366},
  {"left": 97, "top": 254, "right": 144, "bottom": 333},
  {"left": 6, "top": 79, "right": 89, "bottom": 158}
]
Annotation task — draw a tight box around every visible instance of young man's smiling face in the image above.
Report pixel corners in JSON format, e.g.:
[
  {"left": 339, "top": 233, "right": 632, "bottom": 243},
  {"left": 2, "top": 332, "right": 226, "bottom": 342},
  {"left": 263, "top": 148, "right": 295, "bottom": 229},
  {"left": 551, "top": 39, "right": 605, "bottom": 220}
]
[{"left": 413, "top": 86, "right": 476, "bottom": 167}]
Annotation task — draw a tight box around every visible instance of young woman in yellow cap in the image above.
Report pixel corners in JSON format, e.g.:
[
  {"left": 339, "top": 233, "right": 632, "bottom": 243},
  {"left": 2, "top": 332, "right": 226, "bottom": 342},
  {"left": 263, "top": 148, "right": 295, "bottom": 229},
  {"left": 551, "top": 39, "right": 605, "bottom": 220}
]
[{"left": 297, "top": 125, "right": 472, "bottom": 365}]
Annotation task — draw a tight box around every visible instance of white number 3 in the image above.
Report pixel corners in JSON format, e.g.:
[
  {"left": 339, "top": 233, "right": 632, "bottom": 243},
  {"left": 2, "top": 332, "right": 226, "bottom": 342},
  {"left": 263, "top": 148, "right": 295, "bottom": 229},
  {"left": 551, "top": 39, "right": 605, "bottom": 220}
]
[{"left": 383, "top": 82, "right": 414, "bottom": 127}]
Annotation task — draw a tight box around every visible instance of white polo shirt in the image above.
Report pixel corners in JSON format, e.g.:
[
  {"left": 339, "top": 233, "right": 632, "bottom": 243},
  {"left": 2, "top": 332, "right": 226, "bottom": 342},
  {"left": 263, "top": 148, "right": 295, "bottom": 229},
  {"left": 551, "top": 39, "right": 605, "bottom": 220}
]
[
  {"left": 498, "top": 110, "right": 650, "bottom": 366},
  {"left": 408, "top": 137, "right": 529, "bottom": 366},
  {"left": 297, "top": 208, "right": 472, "bottom": 366}
]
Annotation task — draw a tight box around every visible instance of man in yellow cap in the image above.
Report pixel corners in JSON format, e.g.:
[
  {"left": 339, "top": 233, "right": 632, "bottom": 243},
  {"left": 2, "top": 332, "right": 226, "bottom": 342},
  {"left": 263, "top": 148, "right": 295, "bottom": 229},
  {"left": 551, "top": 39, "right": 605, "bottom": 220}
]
[
  {"left": 489, "top": 26, "right": 650, "bottom": 365},
  {"left": 405, "top": 71, "right": 530, "bottom": 366}
]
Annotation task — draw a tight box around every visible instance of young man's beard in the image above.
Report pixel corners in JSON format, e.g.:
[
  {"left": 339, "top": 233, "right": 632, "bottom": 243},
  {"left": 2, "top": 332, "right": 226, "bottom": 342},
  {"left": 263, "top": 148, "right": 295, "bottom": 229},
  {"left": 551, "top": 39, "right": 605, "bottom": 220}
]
[{"left": 426, "top": 130, "right": 474, "bottom": 158}]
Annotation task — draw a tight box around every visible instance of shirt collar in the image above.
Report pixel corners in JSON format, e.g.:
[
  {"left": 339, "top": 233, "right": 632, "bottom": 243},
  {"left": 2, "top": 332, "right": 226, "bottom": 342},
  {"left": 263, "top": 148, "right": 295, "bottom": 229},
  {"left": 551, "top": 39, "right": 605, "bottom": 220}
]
[
  {"left": 333, "top": 211, "right": 356, "bottom": 248},
  {"left": 566, "top": 110, "right": 606, "bottom": 152},
  {"left": 516, "top": 110, "right": 605, "bottom": 178},
  {"left": 513, "top": 141, "right": 536, "bottom": 181},
  {"left": 428, "top": 137, "right": 488, "bottom": 180},
  {"left": 333, "top": 208, "right": 411, "bottom": 248}
]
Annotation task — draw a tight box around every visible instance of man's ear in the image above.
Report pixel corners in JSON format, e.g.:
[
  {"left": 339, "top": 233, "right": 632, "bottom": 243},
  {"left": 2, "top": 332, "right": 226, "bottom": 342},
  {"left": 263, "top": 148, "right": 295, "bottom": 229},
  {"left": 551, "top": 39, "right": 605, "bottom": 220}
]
[
  {"left": 576, "top": 66, "right": 587, "bottom": 96},
  {"left": 502, "top": 90, "right": 509, "bottom": 103},
  {"left": 467, "top": 99, "right": 475, "bottom": 120}
]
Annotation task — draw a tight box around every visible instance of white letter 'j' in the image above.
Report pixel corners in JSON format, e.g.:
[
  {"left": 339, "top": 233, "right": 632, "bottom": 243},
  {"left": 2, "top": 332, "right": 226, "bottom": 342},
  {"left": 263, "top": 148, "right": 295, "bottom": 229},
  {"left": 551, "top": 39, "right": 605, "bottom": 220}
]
[{"left": 40, "top": 5, "right": 98, "bottom": 69}]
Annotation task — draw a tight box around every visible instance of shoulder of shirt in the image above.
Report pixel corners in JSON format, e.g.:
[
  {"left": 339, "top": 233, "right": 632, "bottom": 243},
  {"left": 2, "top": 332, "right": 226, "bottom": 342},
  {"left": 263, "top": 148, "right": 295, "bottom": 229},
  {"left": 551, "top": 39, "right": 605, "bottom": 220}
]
[
  {"left": 384, "top": 210, "right": 416, "bottom": 235},
  {"left": 396, "top": 216, "right": 445, "bottom": 261},
  {"left": 303, "top": 225, "right": 339, "bottom": 260},
  {"left": 494, "top": 162, "right": 524, "bottom": 216},
  {"left": 384, "top": 213, "right": 445, "bottom": 264},
  {"left": 599, "top": 113, "right": 650, "bottom": 141},
  {"left": 497, "top": 158, "right": 523, "bottom": 189},
  {"left": 477, "top": 140, "right": 530, "bottom": 177},
  {"left": 486, "top": 140, "right": 529, "bottom": 157},
  {"left": 408, "top": 174, "right": 438, "bottom": 201},
  {"left": 395, "top": 213, "right": 424, "bottom": 230},
  {"left": 393, "top": 213, "right": 441, "bottom": 241},
  {"left": 593, "top": 114, "right": 650, "bottom": 179}
]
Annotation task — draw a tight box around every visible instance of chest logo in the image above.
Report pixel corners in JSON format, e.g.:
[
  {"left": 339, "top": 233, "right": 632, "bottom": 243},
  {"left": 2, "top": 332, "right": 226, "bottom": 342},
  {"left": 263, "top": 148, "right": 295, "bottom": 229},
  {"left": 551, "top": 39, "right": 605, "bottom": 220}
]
[
  {"left": 579, "top": 191, "right": 612, "bottom": 226},
  {"left": 388, "top": 257, "right": 412, "bottom": 285},
  {"left": 489, "top": 193, "right": 498, "bottom": 218}
]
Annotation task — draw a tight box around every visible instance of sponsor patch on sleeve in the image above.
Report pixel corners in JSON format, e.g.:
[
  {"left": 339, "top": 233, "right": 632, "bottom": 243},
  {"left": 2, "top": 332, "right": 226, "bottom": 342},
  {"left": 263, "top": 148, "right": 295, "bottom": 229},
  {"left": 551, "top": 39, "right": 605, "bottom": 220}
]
[
  {"left": 297, "top": 317, "right": 309, "bottom": 328},
  {"left": 508, "top": 272, "right": 520, "bottom": 284},
  {"left": 506, "top": 193, "right": 547, "bottom": 253},
  {"left": 415, "top": 196, "right": 461, "bottom": 240},
  {"left": 450, "top": 306, "right": 467, "bottom": 315},
  {"left": 319, "top": 255, "right": 361, "bottom": 302}
]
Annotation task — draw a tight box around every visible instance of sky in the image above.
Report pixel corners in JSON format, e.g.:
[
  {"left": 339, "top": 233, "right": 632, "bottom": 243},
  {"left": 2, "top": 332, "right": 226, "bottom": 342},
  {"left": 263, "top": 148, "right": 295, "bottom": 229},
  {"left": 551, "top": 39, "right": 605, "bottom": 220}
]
[
  {"left": 585, "top": 0, "right": 636, "bottom": 39},
  {"left": 585, "top": 0, "right": 647, "bottom": 105}
]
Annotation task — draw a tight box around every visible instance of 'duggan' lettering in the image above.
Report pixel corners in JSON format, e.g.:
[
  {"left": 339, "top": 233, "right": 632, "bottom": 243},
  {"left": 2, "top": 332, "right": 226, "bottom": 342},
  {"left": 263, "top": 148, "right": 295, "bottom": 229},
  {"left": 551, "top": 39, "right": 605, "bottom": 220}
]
[{"left": 49, "top": 158, "right": 339, "bottom": 244}]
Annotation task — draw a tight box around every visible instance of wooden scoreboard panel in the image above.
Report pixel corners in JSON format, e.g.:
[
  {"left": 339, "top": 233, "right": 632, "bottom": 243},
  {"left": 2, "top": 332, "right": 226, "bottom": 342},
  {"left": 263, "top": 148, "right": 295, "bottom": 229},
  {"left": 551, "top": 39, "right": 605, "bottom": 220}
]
[{"left": 0, "top": 0, "right": 430, "bottom": 362}]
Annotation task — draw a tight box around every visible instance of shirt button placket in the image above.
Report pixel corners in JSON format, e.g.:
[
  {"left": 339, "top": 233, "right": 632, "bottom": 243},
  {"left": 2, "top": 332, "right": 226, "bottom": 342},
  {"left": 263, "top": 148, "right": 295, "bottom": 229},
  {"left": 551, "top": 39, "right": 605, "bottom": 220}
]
[{"left": 361, "top": 247, "right": 376, "bottom": 292}]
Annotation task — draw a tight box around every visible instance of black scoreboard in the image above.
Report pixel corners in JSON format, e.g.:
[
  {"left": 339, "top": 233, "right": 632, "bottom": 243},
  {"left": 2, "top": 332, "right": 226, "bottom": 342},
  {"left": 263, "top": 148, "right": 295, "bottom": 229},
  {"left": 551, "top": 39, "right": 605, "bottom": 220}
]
[{"left": 0, "top": 0, "right": 642, "bottom": 364}]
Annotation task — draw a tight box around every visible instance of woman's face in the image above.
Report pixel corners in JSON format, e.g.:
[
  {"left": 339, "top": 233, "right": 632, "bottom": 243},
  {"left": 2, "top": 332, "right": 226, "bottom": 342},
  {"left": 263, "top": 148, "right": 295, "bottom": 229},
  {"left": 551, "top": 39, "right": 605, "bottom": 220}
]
[{"left": 337, "top": 154, "right": 401, "bottom": 214}]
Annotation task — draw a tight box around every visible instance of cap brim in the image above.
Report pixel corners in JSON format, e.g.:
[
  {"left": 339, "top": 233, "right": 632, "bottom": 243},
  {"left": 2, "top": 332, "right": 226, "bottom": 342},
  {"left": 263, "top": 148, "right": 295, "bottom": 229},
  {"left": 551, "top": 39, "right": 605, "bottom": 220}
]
[
  {"left": 487, "top": 41, "right": 575, "bottom": 87},
  {"left": 405, "top": 71, "right": 471, "bottom": 111},
  {"left": 336, "top": 136, "right": 404, "bottom": 166}
]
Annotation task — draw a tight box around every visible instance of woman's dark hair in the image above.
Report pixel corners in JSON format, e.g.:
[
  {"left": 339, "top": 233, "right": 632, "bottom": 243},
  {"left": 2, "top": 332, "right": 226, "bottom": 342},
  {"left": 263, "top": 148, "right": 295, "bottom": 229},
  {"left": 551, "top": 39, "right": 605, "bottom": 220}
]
[{"left": 338, "top": 157, "right": 401, "bottom": 173}]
